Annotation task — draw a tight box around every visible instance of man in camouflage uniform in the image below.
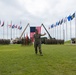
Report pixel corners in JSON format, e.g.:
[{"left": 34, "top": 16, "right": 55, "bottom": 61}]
[{"left": 34, "top": 29, "right": 46, "bottom": 56}]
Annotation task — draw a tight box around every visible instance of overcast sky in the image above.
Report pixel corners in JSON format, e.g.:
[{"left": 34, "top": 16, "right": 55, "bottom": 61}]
[{"left": 0, "top": 0, "right": 76, "bottom": 40}]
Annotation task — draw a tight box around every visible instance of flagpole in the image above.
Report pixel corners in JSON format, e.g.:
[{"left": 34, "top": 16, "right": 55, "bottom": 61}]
[
  {"left": 70, "top": 20, "right": 72, "bottom": 43},
  {"left": 63, "top": 29, "right": 65, "bottom": 41},
  {"left": 15, "top": 25, "right": 17, "bottom": 38},
  {"left": 54, "top": 27, "right": 56, "bottom": 38},
  {"left": 18, "top": 26, "right": 19, "bottom": 38},
  {"left": 75, "top": 12, "right": 76, "bottom": 43},
  {"left": 7, "top": 22, "right": 8, "bottom": 39},
  {"left": 20, "top": 22, "right": 22, "bottom": 36},
  {"left": 54, "top": 26, "right": 55, "bottom": 38},
  {"left": 57, "top": 25, "right": 58, "bottom": 39},
  {"left": 16, "top": 26, "right": 17, "bottom": 38},
  {"left": 11, "top": 21, "right": 12, "bottom": 40},
  {"left": 13, "top": 25, "right": 14, "bottom": 39},
  {"left": 60, "top": 24, "right": 61, "bottom": 40},
  {"left": 63, "top": 22, "right": 65, "bottom": 40},
  {"left": 3, "top": 24, "right": 4, "bottom": 39},
  {"left": 14, "top": 26, "right": 16, "bottom": 39},
  {"left": 66, "top": 20, "right": 67, "bottom": 41},
  {"left": 19, "top": 21, "right": 21, "bottom": 36},
  {"left": 53, "top": 27, "right": 54, "bottom": 38},
  {"left": 20, "top": 21, "right": 22, "bottom": 37},
  {"left": 69, "top": 14, "right": 72, "bottom": 43},
  {"left": 15, "top": 25, "right": 17, "bottom": 39},
  {"left": 55, "top": 25, "right": 57, "bottom": 39},
  {"left": 56, "top": 25, "right": 57, "bottom": 39},
  {"left": 13, "top": 26, "right": 15, "bottom": 39},
  {"left": 55, "top": 26, "right": 56, "bottom": 39}
]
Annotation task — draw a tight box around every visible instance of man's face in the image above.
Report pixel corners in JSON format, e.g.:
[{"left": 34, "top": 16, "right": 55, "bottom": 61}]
[{"left": 35, "top": 30, "right": 38, "bottom": 34}]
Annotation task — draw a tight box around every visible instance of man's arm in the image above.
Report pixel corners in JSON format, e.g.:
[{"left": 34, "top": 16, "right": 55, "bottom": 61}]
[{"left": 41, "top": 33, "right": 46, "bottom": 36}]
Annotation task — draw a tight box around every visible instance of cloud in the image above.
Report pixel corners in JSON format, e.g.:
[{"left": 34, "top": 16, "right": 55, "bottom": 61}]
[
  {"left": 19, "top": 0, "right": 49, "bottom": 16},
  {"left": 0, "top": 0, "right": 23, "bottom": 22},
  {"left": 0, "top": 0, "right": 76, "bottom": 24},
  {"left": 0, "top": 0, "right": 76, "bottom": 39}
]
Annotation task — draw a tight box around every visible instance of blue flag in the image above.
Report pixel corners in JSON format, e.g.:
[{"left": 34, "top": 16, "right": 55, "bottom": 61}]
[
  {"left": 71, "top": 13, "right": 75, "bottom": 20},
  {"left": 60, "top": 19, "right": 63, "bottom": 25},
  {"left": 20, "top": 26, "right": 22, "bottom": 30},
  {"left": 56, "top": 22, "right": 59, "bottom": 26},
  {"left": 58, "top": 21, "right": 60, "bottom": 25},
  {"left": 12, "top": 25, "right": 15, "bottom": 28},
  {"left": 67, "top": 15, "right": 72, "bottom": 21},
  {"left": 51, "top": 24, "right": 54, "bottom": 28}
]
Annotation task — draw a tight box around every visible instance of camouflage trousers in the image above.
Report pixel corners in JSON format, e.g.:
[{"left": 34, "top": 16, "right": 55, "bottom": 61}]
[{"left": 34, "top": 42, "right": 42, "bottom": 54}]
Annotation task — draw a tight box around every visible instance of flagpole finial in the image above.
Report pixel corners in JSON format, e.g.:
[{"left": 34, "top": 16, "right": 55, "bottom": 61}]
[
  {"left": 42, "top": 23, "right": 43, "bottom": 25},
  {"left": 41, "top": 23, "right": 44, "bottom": 26}
]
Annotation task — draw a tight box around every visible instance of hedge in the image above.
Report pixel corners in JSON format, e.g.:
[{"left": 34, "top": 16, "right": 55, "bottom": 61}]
[
  {"left": 45, "top": 39, "right": 64, "bottom": 44},
  {"left": 0, "top": 39, "right": 10, "bottom": 45}
]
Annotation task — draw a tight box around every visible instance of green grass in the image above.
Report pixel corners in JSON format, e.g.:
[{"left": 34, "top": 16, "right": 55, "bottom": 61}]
[
  {"left": 0, "top": 44, "right": 76, "bottom": 75},
  {"left": 64, "top": 40, "right": 71, "bottom": 44}
]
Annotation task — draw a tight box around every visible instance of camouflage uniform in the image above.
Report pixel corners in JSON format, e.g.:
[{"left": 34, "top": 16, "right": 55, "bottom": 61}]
[{"left": 34, "top": 34, "right": 42, "bottom": 55}]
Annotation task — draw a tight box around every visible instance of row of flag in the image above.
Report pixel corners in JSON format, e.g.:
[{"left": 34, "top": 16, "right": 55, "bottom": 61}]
[
  {"left": 0, "top": 21, "right": 22, "bottom": 30},
  {"left": 50, "top": 12, "right": 75, "bottom": 28},
  {"left": 8, "top": 24, "right": 22, "bottom": 30}
]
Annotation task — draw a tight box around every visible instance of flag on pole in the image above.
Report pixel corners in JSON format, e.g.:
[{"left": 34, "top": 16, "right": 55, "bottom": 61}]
[
  {"left": 30, "top": 26, "right": 41, "bottom": 42},
  {"left": 56, "top": 22, "right": 59, "bottom": 26},
  {"left": 8, "top": 24, "right": 12, "bottom": 28},
  {"left": 60, "top": 19, "right": 63, "bottom": 25},
  {"left": 64, "top": 17, "right": 67, "bottom": 23},
  {"left": 67, "top": 15, "right": 72, "bottom": 21},
  {"left": 51, "top": 24, "right": 54, "bottom": 28},
  {"left": 58, "top": 21, "right": 60, "bottom": 25},
  {"left": 20, "top": 26, "right": 22, "bottom": 30},
  {"left": 18, "top": 26, "right": 22, "bottom": 30},
  {"left": 15, "top": 25, "right": 17, "bottom": 28},
  {"left": 0, "top": 20, "right": 1, "bottom": 25},
  {"left": 18, "top": 26, "right": 20, "bottom": 29},
  {"left": 1, "top": 21, "right": 4, "bottom": 27},
  {"left": 71, "top": 13, "right": 75, "bottom": 20},
  {"left": 12, "top": 25, "right": 15, "bottom": 29}
]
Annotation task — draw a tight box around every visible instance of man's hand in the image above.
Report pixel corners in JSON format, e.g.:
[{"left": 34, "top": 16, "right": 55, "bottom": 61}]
[
  {"left": 41, "top": 33, "right": 46, "bottom": 36},
  {"left": 44, "top": 33, "right": 46, "bottom": 35}
]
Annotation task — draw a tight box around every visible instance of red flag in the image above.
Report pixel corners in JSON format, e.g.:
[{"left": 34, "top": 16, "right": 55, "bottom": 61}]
[
  {"left": 1, "top": 21, "right": 4, "bottom": 27},
  {"left": 15, "top": 25, "right": 17, "bottom": 28},
  {"left": 18, "top": 26, "right": 20, "bottom": 29},
  {"left": 8, "top": 24, "right": 12, "bottom": 28},
  {"left": 0, "top": 20, "right": 1, "bottom": 25}
]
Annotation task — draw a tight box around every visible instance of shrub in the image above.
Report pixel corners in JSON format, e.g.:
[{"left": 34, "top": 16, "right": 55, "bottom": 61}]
[
  {"left": 0, "top": 39, "right": 10, "bottom": 45},
  {"left": 45, "top": 39, "right": 64, "bottom": 44}
]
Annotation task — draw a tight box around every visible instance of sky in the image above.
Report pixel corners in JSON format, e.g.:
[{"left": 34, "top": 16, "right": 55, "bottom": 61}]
[{"left": 0, "top": 0, "right": 76, "bottom": 40}]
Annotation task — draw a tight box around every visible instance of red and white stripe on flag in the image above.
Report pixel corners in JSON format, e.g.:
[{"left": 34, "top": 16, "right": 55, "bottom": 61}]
[{"left": 30, "top": 26, "right": 41, "bottom": 42}]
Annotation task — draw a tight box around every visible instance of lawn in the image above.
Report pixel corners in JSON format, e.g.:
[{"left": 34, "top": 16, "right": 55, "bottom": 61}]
[{"left": 0, "top": 44, "right": 76, "bottom": 75}]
